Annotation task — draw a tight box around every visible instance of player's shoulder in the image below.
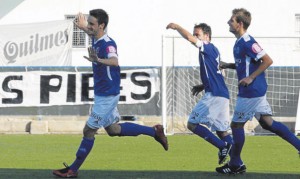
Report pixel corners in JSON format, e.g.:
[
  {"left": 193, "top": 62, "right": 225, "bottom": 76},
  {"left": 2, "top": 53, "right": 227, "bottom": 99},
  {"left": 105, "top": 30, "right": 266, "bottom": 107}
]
[
  {"left": 103, "top": 35, "right": 115, "bottom": 43},
  {"left": 238, "top": 33, "right": 258, "bottom": 51},
  {"left": 203, "top": 41, "right": 215, "bottom": 48},
  {"left": 95, "top": 35, "right": 115, "bottom": 45},
  {"left": 104, "top": 35, "right": 117, "bottom": 47},
  {"left": 241, "top": 33, "right": 256, "bottom": 43},
  {"left": 103, "top": 36, "right": 117, "bottom": 53},
  {"left": 204, "top": 42, "right": 220, "bottom": 52}
]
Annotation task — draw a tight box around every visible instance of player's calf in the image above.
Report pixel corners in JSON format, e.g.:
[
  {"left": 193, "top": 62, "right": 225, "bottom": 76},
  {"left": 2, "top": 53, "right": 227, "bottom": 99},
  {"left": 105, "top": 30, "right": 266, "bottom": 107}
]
[{"left": 218, "top": 142, "right": 232, "bottom": 165}]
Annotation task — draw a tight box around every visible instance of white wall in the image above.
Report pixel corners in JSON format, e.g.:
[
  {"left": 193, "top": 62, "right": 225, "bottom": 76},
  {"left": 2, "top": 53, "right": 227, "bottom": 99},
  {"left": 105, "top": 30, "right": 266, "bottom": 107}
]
[{"left": 0, "top": 0, "right": 299, "bottom": 66}]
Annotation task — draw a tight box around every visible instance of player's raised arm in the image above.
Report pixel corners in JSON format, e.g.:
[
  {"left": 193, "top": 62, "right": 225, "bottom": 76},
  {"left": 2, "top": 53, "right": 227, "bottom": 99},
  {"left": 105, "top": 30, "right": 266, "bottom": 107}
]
[
  {"left": 166, "top": 23, "right": 198, "bottom": 45},
  {"left": 74, "top": 12, "right": 89, "bottom": 34}
]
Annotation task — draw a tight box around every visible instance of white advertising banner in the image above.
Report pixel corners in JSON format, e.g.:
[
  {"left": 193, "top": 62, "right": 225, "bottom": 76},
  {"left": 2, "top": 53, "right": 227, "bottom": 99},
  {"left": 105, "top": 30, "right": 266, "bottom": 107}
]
[
  {"left": 0, "top": 20, "right": 73, "bottom": 66},
  {"left": 0, "top": 68, "right": 160, "bottom": 107}
]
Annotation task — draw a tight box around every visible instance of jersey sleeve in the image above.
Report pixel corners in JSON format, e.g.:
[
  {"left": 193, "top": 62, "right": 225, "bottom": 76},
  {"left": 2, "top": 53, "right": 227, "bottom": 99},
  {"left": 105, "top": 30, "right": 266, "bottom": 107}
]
[
  {"left": 195, "top": 39, "right": 203, "bottom": 48},
  {"left": 105, "top": 43, "right": 118, "bottom": 58},
  {"left": 245, "top": 40, "right": 266, "bottom": 61}
]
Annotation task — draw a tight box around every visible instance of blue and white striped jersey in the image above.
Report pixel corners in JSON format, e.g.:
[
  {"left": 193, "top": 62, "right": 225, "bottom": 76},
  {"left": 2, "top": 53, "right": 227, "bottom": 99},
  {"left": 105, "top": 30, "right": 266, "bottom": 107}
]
[
  {"left": 233, "top": 33, "right": 267, "bottom": 98},
  {"left": 92, "top": 34, "right": 120, "bottom": 96}
]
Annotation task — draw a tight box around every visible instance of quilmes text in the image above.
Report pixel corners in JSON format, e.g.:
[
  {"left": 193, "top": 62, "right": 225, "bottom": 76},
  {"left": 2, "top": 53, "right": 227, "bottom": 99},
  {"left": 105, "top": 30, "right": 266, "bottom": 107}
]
[{"left": 3, "top": 30, "right": 69, "bottom": 63}]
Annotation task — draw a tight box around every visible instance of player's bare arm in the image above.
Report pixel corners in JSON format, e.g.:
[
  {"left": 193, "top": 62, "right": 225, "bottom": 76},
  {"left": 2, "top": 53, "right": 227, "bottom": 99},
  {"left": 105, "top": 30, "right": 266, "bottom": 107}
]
[
  {"left": 166, "top": 23, "right": 198, "bottom": 44},
  {"left": 191, "top": 84, "right": 205, "bottom": 96},
  {"left": 84, "top": 46, "right": 119, "bottom": 66},
  {"left": 98, "top": 57, "right": 119, "bottom": 66},
  {"left": 219, "top": 61, "right": 236, "bottom": 69},
  {"left": 248, "top": 54, "right": 273, "bottom": 79},
  {"left": 238, "top": 54, "right": 273, "bottom": 87}
]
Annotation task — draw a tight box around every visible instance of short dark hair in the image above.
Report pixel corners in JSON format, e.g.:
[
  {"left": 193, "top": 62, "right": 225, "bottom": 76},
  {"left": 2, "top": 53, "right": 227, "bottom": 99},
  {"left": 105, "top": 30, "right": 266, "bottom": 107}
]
[
  {"left": 194, "top": 23, "right": 212, "bottom": 40},
  {"left": 232, "top": 8, "right": 251, "bottom": 30},
  {"left": 89, "top": 9, "right": 109, "bottom": 29}
]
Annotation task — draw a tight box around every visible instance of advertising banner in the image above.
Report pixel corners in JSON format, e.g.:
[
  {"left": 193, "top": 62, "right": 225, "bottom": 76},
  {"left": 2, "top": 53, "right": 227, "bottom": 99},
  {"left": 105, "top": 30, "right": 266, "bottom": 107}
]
[
  {"left": 0, "top": 68, "right": 160, "bottom": 107},
  {"left": 0, "top": 20, "right": 73, "bottom": 66}
]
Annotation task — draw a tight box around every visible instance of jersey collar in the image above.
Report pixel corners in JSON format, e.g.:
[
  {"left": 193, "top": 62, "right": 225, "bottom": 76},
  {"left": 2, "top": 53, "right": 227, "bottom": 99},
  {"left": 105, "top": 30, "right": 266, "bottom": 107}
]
[
  {"left": 236, "top": 32, "right": 249, "bottom": 43},
  {"left": 93, "top": 34, "right": 108, "bottom": 44}
]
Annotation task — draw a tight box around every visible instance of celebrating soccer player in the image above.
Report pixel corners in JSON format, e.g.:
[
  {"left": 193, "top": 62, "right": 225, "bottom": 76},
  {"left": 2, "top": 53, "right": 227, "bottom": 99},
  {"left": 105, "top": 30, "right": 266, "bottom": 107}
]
[
  {"left": 216, "top": 8, "right": 300, "bottom": 174},
  {"left": 166, "top": 22, "right": 233, "bottom": 166},
  {"left": 52, "top": 9, "right": 168, "bottom": 178}
]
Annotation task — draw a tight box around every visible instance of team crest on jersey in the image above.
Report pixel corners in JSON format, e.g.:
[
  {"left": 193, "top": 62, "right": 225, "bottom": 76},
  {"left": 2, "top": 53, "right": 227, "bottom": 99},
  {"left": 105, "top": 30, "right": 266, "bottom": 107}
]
[
  {"left": 251, "top": 43, "right": 263, "bottom": 54},
  {"left": 106, "top": 46, "right": 117, "bottom": 53}
]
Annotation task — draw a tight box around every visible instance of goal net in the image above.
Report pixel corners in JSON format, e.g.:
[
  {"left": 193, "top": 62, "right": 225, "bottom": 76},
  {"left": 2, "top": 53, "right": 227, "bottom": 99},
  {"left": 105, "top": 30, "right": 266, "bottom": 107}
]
[{"left": 162, "top": 36, "right": 300, "bottom": 135}]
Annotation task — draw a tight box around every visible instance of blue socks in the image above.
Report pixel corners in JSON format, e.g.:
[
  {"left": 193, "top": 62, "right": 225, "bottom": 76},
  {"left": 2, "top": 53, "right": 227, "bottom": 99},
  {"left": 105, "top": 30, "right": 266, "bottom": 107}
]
[
  {"left": 229, "top": 128, "right": 245, "bottom": 167},
  {"left": 193, "top": 124, "right": 226, "bottom": 149},
  {"left": 119, "top": 122, "right": 155, "bottom": 137},
  {"left": 229, "top": 120, "right": 300, "bottom": 167},
  {"left": 221, "top": 134, "right": 233, "bottom": 145},
  {"left": 70, "top": 137, "right": 94, "bottom": 172},
  {"left": 69, "top": 122, "right": 156, "bottom": 172},
  {"left": 270, "top": 121, "right": 300, "bottom": 151}
]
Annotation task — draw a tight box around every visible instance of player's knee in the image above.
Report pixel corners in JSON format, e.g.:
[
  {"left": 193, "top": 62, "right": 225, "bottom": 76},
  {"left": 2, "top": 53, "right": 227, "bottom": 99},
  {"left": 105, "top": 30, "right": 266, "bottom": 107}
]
[
  {"left": 83, "top": 124, "right": 97, "bottom": 139},
  {"left": 259, "top": 119, "right": 272, "bottom": 130},
  {"left": 105, "top": 123, "right": 121, "bottom": 137},
  {"left": 230, "top": 121, "right": 245, "bottom": 129},
  {"left": 187, "top": 122, "right": 197, "bottom": 132},
  {"left": 259, "top": 115, "right": 274, "bottom": 131},
  {"left": 106, "top": 129, "right": 119, "bottom": 137},
  {"left": 216, "top": 131, "right": 229, "bottom": 138}
]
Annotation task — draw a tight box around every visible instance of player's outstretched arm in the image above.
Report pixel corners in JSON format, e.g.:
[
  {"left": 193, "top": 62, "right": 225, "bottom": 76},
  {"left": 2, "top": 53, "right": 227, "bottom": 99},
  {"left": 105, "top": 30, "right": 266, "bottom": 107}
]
[
  {"left": 166, "top": 23, "right": 198, "bottom": 45},
  {"left": 219, "top": 61, "right": 236, "bottom": 69}
]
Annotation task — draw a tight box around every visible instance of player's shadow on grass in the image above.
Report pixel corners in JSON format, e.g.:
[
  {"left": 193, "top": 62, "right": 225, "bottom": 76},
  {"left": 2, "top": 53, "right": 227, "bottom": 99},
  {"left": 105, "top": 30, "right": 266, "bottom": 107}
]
[{"left": 0, "top": 169, "right": 299, "bottom": 179}]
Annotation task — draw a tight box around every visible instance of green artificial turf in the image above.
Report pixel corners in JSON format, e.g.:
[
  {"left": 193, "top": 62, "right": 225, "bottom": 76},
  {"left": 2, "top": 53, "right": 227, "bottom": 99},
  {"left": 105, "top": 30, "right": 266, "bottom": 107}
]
[{"left": 0, "top": 134, "right": 299, "bottom": 178}]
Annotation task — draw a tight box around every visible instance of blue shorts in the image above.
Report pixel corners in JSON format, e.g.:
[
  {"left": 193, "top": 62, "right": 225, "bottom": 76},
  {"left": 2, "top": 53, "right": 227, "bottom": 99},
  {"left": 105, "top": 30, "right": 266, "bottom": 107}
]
[
  {"left": 87, "top": 95, "right": 120, "bottom": 129},
  {"left": 232, "top": 95, "right": 272, "bottom": 123}
]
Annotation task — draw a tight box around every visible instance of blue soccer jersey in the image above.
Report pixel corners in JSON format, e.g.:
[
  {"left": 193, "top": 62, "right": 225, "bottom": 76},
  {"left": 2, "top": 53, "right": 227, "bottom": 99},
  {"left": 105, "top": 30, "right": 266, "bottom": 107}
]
[
  {"left": 92, "top": 34, "right": 120, "bottom": 96},
  {"left": 198, "top": 41, "right": 229, "bottom": 99},
  {"left": 233, "top": 33, "right": 267, "bottom": 98}
]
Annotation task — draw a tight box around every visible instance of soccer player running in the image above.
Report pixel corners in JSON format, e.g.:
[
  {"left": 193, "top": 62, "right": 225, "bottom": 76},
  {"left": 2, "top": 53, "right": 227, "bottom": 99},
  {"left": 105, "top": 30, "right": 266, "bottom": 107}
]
[
  {"left": 52, "top": 9, "right": 168, "bottom": 178},
  {"left": 166, "top": 23, "right": 233, "bottom": 165},
  {"left": 216, "top": 8, "right": 300, "bottom": 174}
]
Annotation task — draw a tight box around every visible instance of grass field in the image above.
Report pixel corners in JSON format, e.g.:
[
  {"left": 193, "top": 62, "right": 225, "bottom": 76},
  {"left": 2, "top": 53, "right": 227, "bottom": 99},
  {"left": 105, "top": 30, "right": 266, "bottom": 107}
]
[{"left": 0, "top": 134, "right": 300, "bottom": 179}]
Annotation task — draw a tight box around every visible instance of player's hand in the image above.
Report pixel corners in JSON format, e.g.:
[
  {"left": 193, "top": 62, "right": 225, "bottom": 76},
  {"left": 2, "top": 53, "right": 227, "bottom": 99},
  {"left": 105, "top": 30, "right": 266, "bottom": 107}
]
[
  {"left": 219, "top": 61, "right": 229, "bottom": 69},
  {"left": 238, "top": 76, "right": 254, "bottom": 87},
  {"left": 74, "top": 12, "right": 87, "bottom": 30},
  {"left": 84, "top": 46, "right": 98, "bottom": 63},
  {"left": 166, "top": 23, "right": 178, "bottom": 30},
  {"left": 219, "top": 61, "right": 236, "bottom": 69},
  {"left": 191, "top": 85, "right": 204, "bottom": 96}
]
